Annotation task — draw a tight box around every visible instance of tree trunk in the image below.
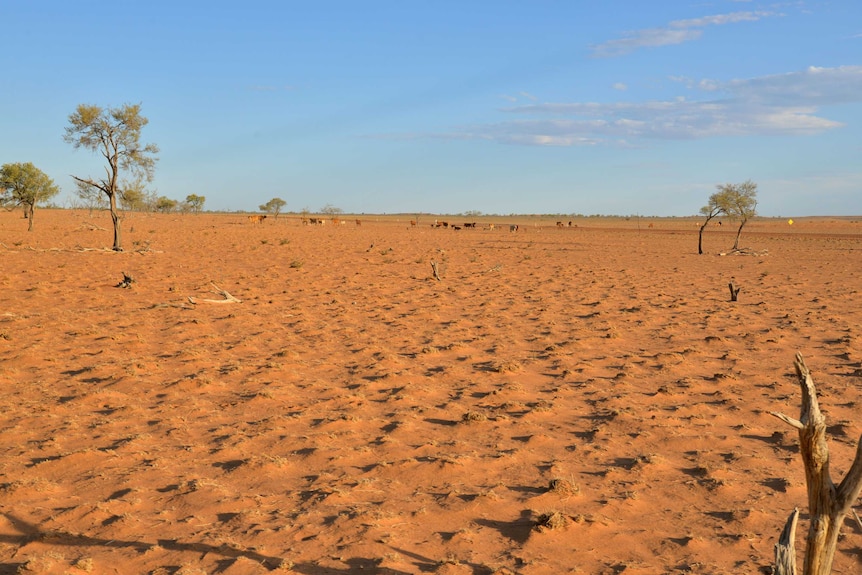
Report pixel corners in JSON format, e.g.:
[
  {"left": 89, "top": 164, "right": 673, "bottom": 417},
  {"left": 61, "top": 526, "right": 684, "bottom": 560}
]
[
  {"left": 732, "top": 219, "right": 746, "bottom": 250},
  {"left": 109, "top": 193, "right": 123, "bottom": 251},
  {"left": 27, "top": 202, "right": 35, "bottom": 232},
  {"left": 771, "top": 353, "right": 862, "bottom": 575}
]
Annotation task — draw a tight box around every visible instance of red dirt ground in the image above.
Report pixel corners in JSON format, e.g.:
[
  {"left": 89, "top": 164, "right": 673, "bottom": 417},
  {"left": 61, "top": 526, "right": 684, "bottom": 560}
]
[{"left": 0, "top": 210, "right": 860, "bottom": 574}]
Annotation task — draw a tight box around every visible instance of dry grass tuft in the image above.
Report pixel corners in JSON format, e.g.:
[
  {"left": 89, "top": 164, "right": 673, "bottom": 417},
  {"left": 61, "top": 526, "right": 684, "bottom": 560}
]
[
  {"left": 534, "top": 510, "right": 568, "bottom": 531},
  {"left": 547, "top": 477, "right": 580, "bottom": 496},
  {"left": 461, "top": 411, "right": 488, "bottom": 423}
]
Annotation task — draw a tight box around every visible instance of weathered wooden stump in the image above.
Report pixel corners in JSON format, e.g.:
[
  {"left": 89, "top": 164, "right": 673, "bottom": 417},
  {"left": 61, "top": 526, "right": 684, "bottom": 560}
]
[
  {"left": 770, "top": 353, "right": 862, "bottom": 575},
  {"left": 728, "top": 280, "right": 740, "bottom": 301}
]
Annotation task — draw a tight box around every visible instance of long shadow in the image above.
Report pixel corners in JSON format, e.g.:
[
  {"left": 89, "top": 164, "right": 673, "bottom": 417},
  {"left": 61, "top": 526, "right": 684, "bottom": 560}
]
[
  {"left": 389, "top": 546, "right": 492, "bottom": 574},
  {"left": 0, "top": 513, "right": 419, "bottom": 574},
  {"left": 741, "top": 433, "right": 799, "bottom": 453},
  {"left": 472, "top": 510, "right": 534, "bottom": 544}
]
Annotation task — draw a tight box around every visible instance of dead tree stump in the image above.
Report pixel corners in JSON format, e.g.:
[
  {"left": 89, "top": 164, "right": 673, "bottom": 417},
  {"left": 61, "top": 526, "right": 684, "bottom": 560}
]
[
  {"left": 115, "top": 272, "right": 135, "bottom": 289},
  {"left": 770, "top": 353, "right": 862, "bottom": 575},
  {"left": 728, "top": 280, "right": 740, "bottom": 301}
]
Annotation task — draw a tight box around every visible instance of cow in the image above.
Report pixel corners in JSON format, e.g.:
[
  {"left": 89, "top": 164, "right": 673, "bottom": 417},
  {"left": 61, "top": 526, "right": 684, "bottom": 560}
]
[
  {"left": 410, "top": 220, "right": 417, "bottom": 228},
  {"left": 510, "top": 224, "right": 519, "bottom": 232},
  {"left": 556, "top": 221, "right": 564, "bottom": 228},
  {"left": 248, "top": 215, "right": 267, "bottom": 224},
  {"left": 464, "top": 222, "right": 476, "bottom": 228},
  {"left": 355, "top": 219, "right": 362, "bottom": 226}
]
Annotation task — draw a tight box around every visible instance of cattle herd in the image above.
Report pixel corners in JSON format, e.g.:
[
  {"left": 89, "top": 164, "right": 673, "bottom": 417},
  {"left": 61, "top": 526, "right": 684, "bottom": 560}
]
[{"left": 242, "top": 216, "right": 584, "bottom": 234}]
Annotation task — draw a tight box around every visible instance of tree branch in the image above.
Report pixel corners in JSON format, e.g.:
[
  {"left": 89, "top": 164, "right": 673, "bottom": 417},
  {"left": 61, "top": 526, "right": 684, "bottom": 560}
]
[
  {"left": 774, "top": 508, "right": 799, "bottom": 575},
  {"left": 835, "top": 435, "right": 862, "bottom": 510},
  {"left": 188, "top": 283, "right": 242, "bottom": 305},
  {"left": 771, "top": 411, "right": 805, "bottom": 430}
]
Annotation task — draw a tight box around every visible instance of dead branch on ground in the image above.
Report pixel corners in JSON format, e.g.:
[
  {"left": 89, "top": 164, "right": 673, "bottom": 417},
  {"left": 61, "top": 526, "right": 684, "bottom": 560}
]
[
  {"left": 430, "top": 260, "right": 442, "bottom": 281},
  {"left": 188, "top": 283, "right": 242, "bottom": 305},
  {"left": 720, "top": 247, "right": 769, "bottom": 256}
]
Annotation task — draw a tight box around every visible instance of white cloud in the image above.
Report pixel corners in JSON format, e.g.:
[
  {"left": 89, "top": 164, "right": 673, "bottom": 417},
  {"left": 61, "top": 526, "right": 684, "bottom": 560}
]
[
  {"left": 612, "top": 82, "right": 628, "bottom": 91},
  {"left": 591, "top": 10, "right": 775, "bottom": 57},
  {"left": 591, "top": 28, "right": 701, "bottom": 58},
  {"left": 500, "top": 92, "right": 539, "bottom": 103},
  {"left": 448, "top": 66, "right": 858, "bottom": 146},
  {"left": 727, "top": 65, "right": 862, "bottom": 106},
  {"left": 668, "top": 11, "right": 772, "bottom": 29}
]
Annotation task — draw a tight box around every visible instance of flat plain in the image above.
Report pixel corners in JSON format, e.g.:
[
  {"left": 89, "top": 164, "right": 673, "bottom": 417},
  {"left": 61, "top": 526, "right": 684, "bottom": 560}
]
[{"left": 0, "top": 210, "right": 860, "bottom": 574}]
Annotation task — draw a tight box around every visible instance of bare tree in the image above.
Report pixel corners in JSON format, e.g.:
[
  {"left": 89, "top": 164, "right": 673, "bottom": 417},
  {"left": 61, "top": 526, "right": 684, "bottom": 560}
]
[
  {"left": 320, "top": 203, "right": 343, "bottom": 216},
  {"left": 64, "top": 103, "right": 159, "bottom": 251}
]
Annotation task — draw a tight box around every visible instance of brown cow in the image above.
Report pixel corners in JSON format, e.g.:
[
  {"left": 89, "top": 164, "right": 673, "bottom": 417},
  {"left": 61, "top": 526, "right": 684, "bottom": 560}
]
[{"left": 248, "top": 215, "right": 267, "bottom": 224}]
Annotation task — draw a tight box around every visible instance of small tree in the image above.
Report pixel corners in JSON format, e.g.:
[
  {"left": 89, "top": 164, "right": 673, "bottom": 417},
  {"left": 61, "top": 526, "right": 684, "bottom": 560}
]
[
  {"left": 0, "top": 162, "right": 60, "bottom": 231},
  {"left": 185, "top": 194, "right": 206, "bottom": 214},
  {"left": 260, "top": 197, "right": 287, "bottom": 219},
  {"left": 715, "top": 180, "right": 758, "bottom": 250},
  {"left": 64, "top": 103, "right": 159, "bottom": 251},
  {"left": 120, "top": 175, "right": 153, "bottom": 212},
  {"left": 155, "top": 196, "right": 178, "bottom": 213},
  {"left": 75, "top": 180, "right": 108, "bottom": 215},
  {"left": 120, "top": 189, "right": 146, "bottom": 212},
  {"left": 697, "top": 189, "right": 728, "bottom": 255}
]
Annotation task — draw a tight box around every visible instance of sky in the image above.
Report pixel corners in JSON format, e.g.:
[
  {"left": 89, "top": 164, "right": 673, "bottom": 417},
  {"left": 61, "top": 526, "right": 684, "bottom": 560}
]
[{"left": 2, "top": 1, "right": 861, "bottom": 216}]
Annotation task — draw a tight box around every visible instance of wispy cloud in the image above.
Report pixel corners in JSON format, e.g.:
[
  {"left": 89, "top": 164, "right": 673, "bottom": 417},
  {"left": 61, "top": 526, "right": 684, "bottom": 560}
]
[
  {"left": 500, "top": 92, "right": 539, "bottom": 103},
  {"left": 443, "top": 66, "right": 861, "bottom": 147},
  {"left": 591, "top": 10, "right": 775, "bottom": 57}
]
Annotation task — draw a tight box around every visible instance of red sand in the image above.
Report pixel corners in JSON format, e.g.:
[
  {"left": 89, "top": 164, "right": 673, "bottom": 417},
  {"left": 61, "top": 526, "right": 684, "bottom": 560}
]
[{"left": 0, "top": 210, "right": 860, "bottom": 574}]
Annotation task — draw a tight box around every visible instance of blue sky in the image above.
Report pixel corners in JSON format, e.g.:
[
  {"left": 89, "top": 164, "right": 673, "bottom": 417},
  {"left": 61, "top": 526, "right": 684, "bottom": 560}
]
[{"left": 2, "top": 1, "right": 861, "bottom": 216}]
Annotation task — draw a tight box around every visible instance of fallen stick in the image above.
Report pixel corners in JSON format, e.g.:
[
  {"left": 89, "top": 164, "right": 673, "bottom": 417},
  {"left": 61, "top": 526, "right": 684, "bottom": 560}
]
[
  {"left": 430, "top": 260, "right": 442, "bottom": 281},
  {"left": 188, "top": 283, "right": 242, "bottom": 304}
]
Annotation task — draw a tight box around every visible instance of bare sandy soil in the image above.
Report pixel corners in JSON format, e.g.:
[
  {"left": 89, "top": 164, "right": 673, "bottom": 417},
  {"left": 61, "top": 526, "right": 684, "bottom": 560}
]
[{"left": 0, "top": 210, "right": 860, "bottom": 574}]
